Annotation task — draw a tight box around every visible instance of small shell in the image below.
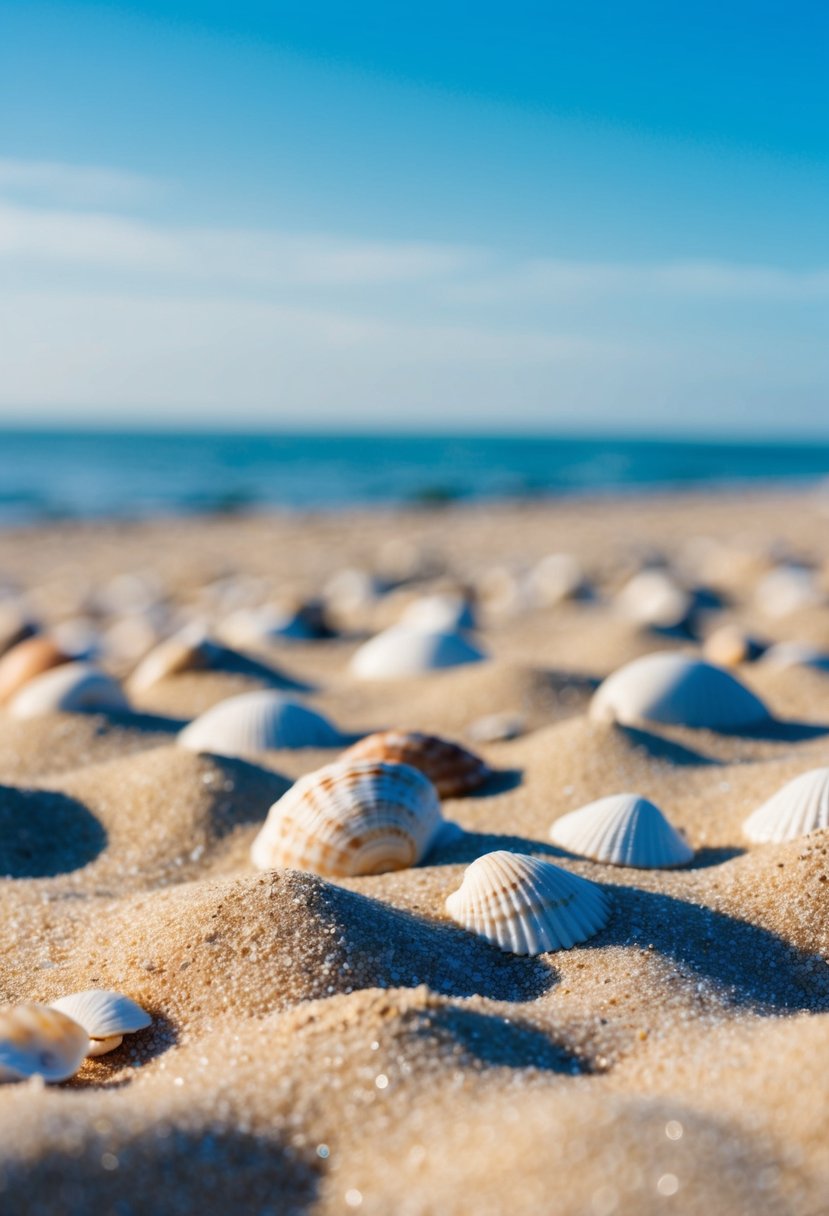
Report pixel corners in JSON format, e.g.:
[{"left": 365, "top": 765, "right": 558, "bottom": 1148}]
[
  {"left": 743, "top": 767, "right": 829, "bottom": 844},
  {"left": 251, "top": 760, "right": 445, "bottom": 876},
  {"left": 465, "top": 711, "right": 526, "bottom": 743},
  {"left": 8, "top": 662, "right": 129, "bottom": 719},
  {"left": 589, "top": 653, "right": 769, "bottom": 730},
  {"left": 527, "top": 553, "right": 586, "bottom": 607},
  {"left": 87, "top": 1035, "right": 123, "bottom": 1057},
  {"left": 760, "top": 642, "right": 829, "bottom": 672},
  {"left": 222, "top": 601, "right": 328, "bottom": 645},
  {"left": 550, "top": 793, "right": 694, "bottom": 868},
  {"left": 128, "top": 627, "right": 218, "bottom": 692},
  {"left": 703, "top": 626, "right": 767, "bottom": 668},
  {"left": 49, "top": 989, "right": 151, "bottom": 1042},
  {"left": 350, "top": 627, "right": 486, "bottom": 680},
  {"left": 0, "top": 636, "right": 72, "bottom": 706},
  {"left": 399, "top": 594, "right": 476, "bottom": 634},
  {"left": 0, "top": 1004, "right": 89, "bottom": 1083},
  {"left": 340, "top": 731, "right": 489, "bottom": 798},
  {"left": 445, "top": 851, "right": 610, "bottom": 955},
  {"left": 615, "top": 570, "right": 692, "bottom": 630},
  {"left": 179, "top": 691, "right": 341, "bottom": 758}
]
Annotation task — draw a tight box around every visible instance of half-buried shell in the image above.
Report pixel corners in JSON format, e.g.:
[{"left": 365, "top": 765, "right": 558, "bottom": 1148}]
[
  {"left": 127, "top": 626, "right": 220, "bottom": 692},
  {"left": 49, "top": 989, "right": 151, "bottom": 1057},
  {"left": 349, "top": 626, "right": 485, "bottom": 680},
  {"left": 0, "top": 635, "right": 72, "bottom": 706},
  {"left": 0, "top": 1004, "right": 89, "bottom": 1083},
  {"left": 743, "top": 767, "right": 829, "bottom": 844},
  {"left": 179, "top": 690, "right": 341, "bottom": 757},
  {"left": 8, "top": 662, "right": 129, "bottom": 718},
  {"left": 550, "top": 793, "right": 693, "bottom": 868},
  {"left": 340, "top": 730, "right": 489, "bottom": 798}
]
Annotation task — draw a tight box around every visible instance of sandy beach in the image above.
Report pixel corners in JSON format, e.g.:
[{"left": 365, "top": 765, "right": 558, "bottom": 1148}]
[{"left": 2, "top": 486, "right": 829, "bottom": 1216}]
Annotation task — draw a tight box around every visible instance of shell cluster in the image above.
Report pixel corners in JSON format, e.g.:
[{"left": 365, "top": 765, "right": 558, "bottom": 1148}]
[
  {"left": 743, "top": 767, "right": 829, "bottom": 844},
  {"left": 178, "top": 690, "right": 342, "bottom": 757},
  {"left": 340, "top": 730, "right": 489, "bottom": 798},
  {"left": 550, "top": 793, "right": 693, "bottom": 869}
]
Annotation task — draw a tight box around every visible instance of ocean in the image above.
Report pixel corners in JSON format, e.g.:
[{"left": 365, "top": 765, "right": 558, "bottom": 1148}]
[{"left": 0, "top": 430, "right": 827, "bottom": 524}]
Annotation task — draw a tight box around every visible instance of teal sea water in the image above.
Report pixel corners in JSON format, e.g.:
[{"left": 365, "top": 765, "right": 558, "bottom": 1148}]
[{"left": 0, "top": 431, "right": 828, "bottom": 524}]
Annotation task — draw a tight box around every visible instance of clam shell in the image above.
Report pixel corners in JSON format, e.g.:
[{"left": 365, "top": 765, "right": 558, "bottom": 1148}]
[
  {"left": 8, "top": 662, "right": 129, "bottom": 719},
  {"left": 340, "top": 731, "right": 489, "bottom": 798},
  {"left": 87, "top": 1035, "right": 124, "bottom": 1057},
  {"left": 128, "top": 627, "right": 218, "bottom": 692},
  {"left": 550, "top": 793, "right": 694, "bottom": 868},
  {"left": 527, "top": 553, "right": 585, "bottom": 606},
  {"left": 0, "top": 636, "right": 72, "bottom": 706},
  {"left": 0, "top": 1004, "right": 89, "bottom": 1083},
  {"left": 743, "top": 767, "right": 829, "bottom": 843},
  {"left": 49, "top": 989, "right": 151, "bottom": 1042},
  {"left": 179, "top": 691, "right": 341, "bottom": 758},
  {"left": 703, "top": 626, "right": 766, "bottom": 668},
  {"left": 399, "top": 594, "right": 476, "bottom": 634},
  {"left": 445, "top": 851, "right": 611, "bottom": 955},
  {"left": 589, "top": 653, "right": 769, "bottom": 730},
  {"left": 616, "top": 570, "right": 691, "bottom": 629},
  {"left": 251, "top": 759, "right": 444, "bottom": 876},
  {"left": 349, "top": 626, "right": 485, "bottom": 680}
]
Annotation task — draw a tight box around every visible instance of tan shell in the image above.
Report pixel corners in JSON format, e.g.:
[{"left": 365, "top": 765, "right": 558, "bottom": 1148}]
[
  {"left": 0, "top": 1004, "right": 89, "bottom": 1083},
  {"left": 340, "top": 731, "right": 489, "bottom": 798},
  {"left": 703, "top": 626, "right": 766, "bottom": 668},
  {"left": 0, "top": 636, "right": 72, "bottom": 706},
  {"left": 128, "top": 629, "right": 217, "bottom": 692}
]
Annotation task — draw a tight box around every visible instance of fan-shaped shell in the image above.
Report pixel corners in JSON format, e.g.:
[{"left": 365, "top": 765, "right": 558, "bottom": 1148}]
[
  {"left": 179, "top": 691, "right": 341, "bottom": 757},
  {"left": 340, "top": 731, "right": 489, "bottom": 798},
  {"left": 349, "top": 626, "right": 486, "bottom": 680},
  {"left": 589, "top": 653, "right": 768, "bottom": 730},
  {"left": 49, "top": 989, "right": 151, "bottom": 1044},
  {"left": 743, "top": 767, "right": 829, "bottom": 844},
  {"left": 0, "top": 636, "right": 72, "bottom": 706},
  {"left": 128, "top": 628, "right": 218, "bottom": 692},
  {"left": 251, "top": 760, "right": 444, "bottom": 876},
  {"left": 0, "top": 1004, "right": 89, "bottom": 1083},
  {"left": 445, "top": 851, "right": 610, "bottom": 955},
  {"left": 8, "top": 662, "right": 129, "bottom": 719},
  {"left": 550, "top": 793, "right": 693, "bottom": 868}
]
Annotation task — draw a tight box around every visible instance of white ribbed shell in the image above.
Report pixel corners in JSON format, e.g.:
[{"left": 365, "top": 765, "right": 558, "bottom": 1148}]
[
  {"left": 589, "top": 653, "right": 768, "bottom": 730},
  {"left": 550, "top": 793, "right": 693, "bottom": 868},
  {"left": 8, "top": 662, "right": 129, "bottom": 719},
  {"left": 50, "top": 989, "right": 151, "bottom": 1042},
  {"left": 445, "top": 851, "right": 611, "bottom": 955},
  {"left": 0, "top": 1004, "right": 89, "bottom": 1083},
  {"left": 178, "top": 691, "right": 341, "bottom": 757},
  {"left": 251, "top": 760, "right": 444, "bottom": 876},
  {"left": 349, "top": 626, "right": 485, "bottom": 680},
  {"left": 743, "top": 768, "right": 829, "bottom": 844}
]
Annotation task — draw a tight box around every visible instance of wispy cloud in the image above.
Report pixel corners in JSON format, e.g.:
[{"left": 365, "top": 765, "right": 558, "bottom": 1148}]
[{"left": 0, "top": 158, "right": 159, "bottom": 207}]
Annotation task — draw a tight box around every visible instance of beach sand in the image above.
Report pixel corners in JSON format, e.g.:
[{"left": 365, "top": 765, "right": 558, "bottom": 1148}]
[{"left": 1, "top": 487, "right": 829, "bottom": 1215}]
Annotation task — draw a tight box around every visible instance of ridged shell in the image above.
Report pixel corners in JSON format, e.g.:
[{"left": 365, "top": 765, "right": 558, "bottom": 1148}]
[
  {"left": 0, "top": 1004, "right": 89, "bottom": 1083},
  {"left": 589, "top": 653, "right": 769, "bottom": 730},
  {"left": 349, "top": 626, "right": 486, "bottom": 680},
  {"left": 49, "top": 989, "right": 151, "bottom": 1042},
  {"left": 250, "top": 760, "right": 444, "bottom": 876},
  {"left": 128, "top": 628, "right": 218, "bottom": 692},
  {"left": 8, "top": 662, "right": 129, "bottom": 719},
  {"left": 221, "top": 602, "right": 323, "bottom": 645},
  {"left": 340, "top": 731, "right": 489, "bottom": 798},
  {"left": 0, "top": 636, "right": 72, "bottom": 706},
  {"left": 743, "top": 768, "right": 829, "bottom": 844},
  {"left": 445, "top": 851, "right": 611, "bottom": 955},
  {"left": 179, "top": 691, "right": 341, "bottom": 757},
  {"left": 549, "top": 793, "right": 693, "bottom": 868}
]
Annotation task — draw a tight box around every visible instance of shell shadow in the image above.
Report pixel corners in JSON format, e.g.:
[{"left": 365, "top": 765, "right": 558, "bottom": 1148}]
[
  {"left": 465, "top": 767, "right": 524, "bottom": 798},
  {"left": 411, "top": 1004, "right": 589, "bottom": 1073},
  {"left": 687, "top": 845, "right": 746, "bottom": 869},
  {"left": 103, "top": 709, "right": 188, "bottom": 735},
  {"left": 0, "top": 786, "right": 107, "bottom": 877},
  {"left": 69, "top": 1012, "right": 179, "bottom": 1090},
  {"left": 740, "top": 719, "right": 829, "bottom": 743},
  {"left": 614, "top": 724, "right": 720, "bottom": 766},
  {"left": 217, "top": 647, "right": 314, "bottom": 693},
  {"left": 425, "top": 830, "right": 565, "bottom": 868}
]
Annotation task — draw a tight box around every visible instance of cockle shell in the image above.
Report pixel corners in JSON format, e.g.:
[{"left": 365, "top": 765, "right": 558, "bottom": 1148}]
[
  {"left": 49, "top": 989, "right": 151, "bottom": 1056},
  {"left": 0, "top": 635, "right": 72, "bottom": 706},
  {"left": 549, "top": 793, "right": 694, "bottom": 868},
  {"left": 445, "top": 851, "right": 611, "bottom": 955},
  {"left": 179, "top": 691, "right": 341, "bottom": 757},
  {"left": 8, "top": 662, "right": 129, "bottom": 719},
  {"left": 349, "top": 626, "right": 486, "bottom": 680},
  {"left": 743, "top": 768, "right": 829, "bottom": 844},
  {"left": 128, "top": 627, "right": 219, "bottom": 692},
  {"left": 251, "top": 760, "right": 444, "bottom": 876},
  {"left": 340, "top": 730, "right": 489, "bottom": 798},
  {"left": 0, "top": 1004, "right": 89, "bottom": 1083},
  {"left": 589, "top": 653, "right": 769, "bottom": 730}
]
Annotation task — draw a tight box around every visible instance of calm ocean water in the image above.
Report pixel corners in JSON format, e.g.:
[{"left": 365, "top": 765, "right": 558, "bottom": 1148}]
[{"left": 0, "top": 431, "right": 828, "bottom": 524}]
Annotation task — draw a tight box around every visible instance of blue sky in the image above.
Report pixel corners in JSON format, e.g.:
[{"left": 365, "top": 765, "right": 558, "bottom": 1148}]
[{"left": 0, "top": 1, "right": 826, "bottom": 432}]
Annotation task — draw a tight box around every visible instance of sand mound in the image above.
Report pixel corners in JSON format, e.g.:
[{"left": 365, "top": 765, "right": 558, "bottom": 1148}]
[{"left": 0, "top": 710, "right": 178, "bottom": 783}]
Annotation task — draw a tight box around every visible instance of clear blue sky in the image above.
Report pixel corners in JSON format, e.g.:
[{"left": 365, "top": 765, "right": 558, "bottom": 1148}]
[{"left": 0, "top": 1, "right": 827, "bottom": 432}]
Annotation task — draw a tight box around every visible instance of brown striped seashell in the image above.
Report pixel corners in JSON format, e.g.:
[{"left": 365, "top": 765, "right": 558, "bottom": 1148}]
[
  {"left": 340, "top": 730, "right": 489, "bottom": 798},
  {"left": 0, "top": 636, "right": 72, "bottom": 706},
  {"left": 0, "top": 1004, "right": 89, "bottom": 1083}
]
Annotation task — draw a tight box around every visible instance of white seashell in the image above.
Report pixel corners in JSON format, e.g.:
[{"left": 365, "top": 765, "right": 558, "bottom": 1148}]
[
  {"left": 399, "top": 594, "right": 476, "bottom": 634},
  {"left": 349, "top": 626, "right": 485, "bottom": 680},
  {"left": 527, "top": 553, "right": 586, "bottom": 607},
  {"left": 251, "top": 760, "right": 445, "bottom": 876},
  {"left": 179, "top": 691, "right": 341, "bottom": 757},
  {"left": 445, "top": 851, "right": 610, "bottom": 955},
  {"left": 743, "top": 767, "right": 829, "bottom": 843},
  {"left": 0, "top": 1004, "right": 89, "bottom": 1083},
  {"left": 754, "top": 564, "right": 823, "bottom": 618},
  {"left": 49, "top": 989, "right": 151, "bottom": 1048},
  {"left": 8, "top": 662, "right": 129, "bottom": 719},
  {"left": 760, "top": 642, "right": 829, "bottom": 672},
  {"left": 616, "top": 570, "right": 692, "bottom": 630},
  {"left": 549, "top": 793, "right": 693, "bottom": 868},
  {"left": 221, "top": 603, "right": 323, "bottom": 646},
  {"left": 589, "top": 653, "right": 769, "bottom": 730}
]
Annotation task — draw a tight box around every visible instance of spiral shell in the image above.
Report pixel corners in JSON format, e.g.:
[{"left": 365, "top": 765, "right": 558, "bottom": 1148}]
[
  {"left": 50, "top": 989, "right": 151, "bottom": 1056},
  {"left": 445, "top": 851, "right": 611, "bottom": 955},
  {"left": 0, "top": 636, "right": 72, "bottom": 706},
  {"left": 179, "top": 691, "right": 341, "bottom": 757},
  {"left": 8, "top": 662, "right": 129, "bottom": 719},
  {"left": 0, "top": 1004, "right": 89, "bottom": 1083},
  {"left": 350, "top": 626, "right": 486, "bottom": 680},
  {"left": 340, "top": 731, "right": 489, "bottom": 798},
  {"left": 550, "top": 793, "right": 693, "bottom": 868},
  {"left": 743, "top": 767, "right": 829, "bottom": 844},
  {"left": 251, "top": 760, "right": 445, "bottom": 876}
]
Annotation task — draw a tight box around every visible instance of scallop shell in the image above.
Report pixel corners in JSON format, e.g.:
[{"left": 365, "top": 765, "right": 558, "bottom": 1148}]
[
  {"left": 340, "top": 730, "right": 489, "bottom": 798},
  {"left": 589, "top": 653, "right": 769, "bottom": 730},
  {"left": 743, "top": 767, "right": 829, "bottom": 844},
  {"left": 349, "top": 626, "right": 486, "bottom": 680},
  {"left": 549, "top": 793, "right": 693, "bottom": 868},
  {"left": 445, "top": 851, "right": 611, "bottom": 955},
  {"left": 251, "top": 759, "right": 445, "bottom": 876},
  {"left": 8, "top": 662, "right": 129, "bottom": 719},
  {"left": 179, "top": 691, "right": 341, "bottom": 757},
  {"left": 49, "top": 989, "right": 151, "bottom": 1050},
  {"left": 0, "top": 635, "right": 72, "bottom": 706},
  {"left": 128, "top": 627, "right": 219, "bottom": 692},
  {"left": 0, "top": 1004, "right": 89, "bottom": 1083}
]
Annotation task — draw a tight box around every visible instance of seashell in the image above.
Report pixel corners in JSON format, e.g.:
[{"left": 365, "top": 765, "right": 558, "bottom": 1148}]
[
  {"left": 221, "top": 601, "right": 328, "bottom": 646},
  {"left": 128, "top": 626, "right": 219, "bottom": 692},
  {"left": 179, "top": 691, "right": 341, "bottom": 757},
  {"left": 703, "top": 625, "right": 767, "bottom": 668},
  {"left": 615, "top": 569, "right": 692, "bottom": 630},
  {"left": 50, "top": 989, "right": 151, "bottom": 1056},
  {"left": 350, "top": 626, "right": 486, "bottom": 680},
  {"left": 399, "top": 594, "right": 476, "bottom": 634},
  {"left": 340, "top": 730, "right": 489, "bottom": 798},
  {"left": 527, "top": 553, "right": 586, "bottom": 606},
  {"left": 759, "top": 641, "right": 829, "bottom": 673},
  {"left": 549, "top": 793, "right": 693, "bottom": 868},
  {"left": 743, "top": 767, "right": 829, "bottom": 844},
  {"left": 8, "top": 662, "right": 129, "bottom": 719},
  {"left": 589, "top": 653, "right": 769, "bottom": 730},
  {"left": 754, "top": 564, "right": 823, "bottom": 618},
  {"left": 0, "top": 635, "right": 72, "bottom": 706},
  {"left": 251, "top": 759, "right": 445, "bottom": 876},
  {"left": 0, "top": 1004, "right": 89, "bottom": 1083},
  {"left": 445, "top": 851, "right": 610, "bottom": 955},
  {"left": 465, "top": 711, "right": 526, "bottom": 743}
]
